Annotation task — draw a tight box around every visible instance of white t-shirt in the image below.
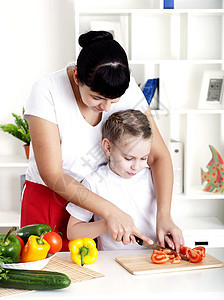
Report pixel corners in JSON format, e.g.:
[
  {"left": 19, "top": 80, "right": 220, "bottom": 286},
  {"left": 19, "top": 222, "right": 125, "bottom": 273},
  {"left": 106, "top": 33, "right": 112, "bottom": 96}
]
[
  {"left": 66, "top": 164, "right": 157, "bottom": 250},
  {"left": 25, "top": 64, "right": 148, "bottom": 185}
]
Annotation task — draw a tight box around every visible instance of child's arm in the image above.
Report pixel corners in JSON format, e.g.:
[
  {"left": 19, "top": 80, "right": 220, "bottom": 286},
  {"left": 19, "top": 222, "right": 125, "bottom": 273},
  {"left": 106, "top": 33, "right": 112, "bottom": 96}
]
[{"left": 67, "top": 215, "right": 108, "bottom": 241}]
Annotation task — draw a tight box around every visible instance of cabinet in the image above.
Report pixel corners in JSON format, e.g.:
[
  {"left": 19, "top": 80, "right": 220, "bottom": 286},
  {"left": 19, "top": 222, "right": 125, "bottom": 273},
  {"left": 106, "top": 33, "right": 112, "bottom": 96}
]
[
  {"left": 0, "top": 156, "right": 28, "bottom": 233},
  {"left": 74, "top": 0, "right": 224, "bottom": 246}
]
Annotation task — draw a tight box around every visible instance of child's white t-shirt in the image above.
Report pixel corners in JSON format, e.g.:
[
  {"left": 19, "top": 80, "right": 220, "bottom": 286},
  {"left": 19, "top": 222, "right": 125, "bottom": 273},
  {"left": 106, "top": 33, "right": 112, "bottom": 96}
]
[
  {"left": 66, "top": 164, "right": 157, "bottom": 250},
  {"left": 24, "top": 64, "right": 148, "bottom": 185}
]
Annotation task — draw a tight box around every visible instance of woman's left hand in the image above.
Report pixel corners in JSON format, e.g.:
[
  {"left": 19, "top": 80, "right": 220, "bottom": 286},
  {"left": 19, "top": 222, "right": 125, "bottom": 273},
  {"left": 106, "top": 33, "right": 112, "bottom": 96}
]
[{"left": 156, "top": 215, "right": 184, "bottom": 253}]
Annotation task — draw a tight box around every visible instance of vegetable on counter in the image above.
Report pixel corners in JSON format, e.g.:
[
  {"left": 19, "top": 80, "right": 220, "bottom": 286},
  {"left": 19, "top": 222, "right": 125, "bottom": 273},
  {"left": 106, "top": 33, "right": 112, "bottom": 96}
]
[
  {"left": 16, "top": 236, "right": 25, "bottom": 252},
  {"left": 151, "top": 251, "right": 170, "bottom": 264},
  {"left": 186, "top": 248, "right": 203, "bottom": 263},
  {"left": 193, "top": 246, "right": 206, "bottom": 257},
  {"left": 180, "top": 245, "right": 205, "bottom": 263},
  {"left": 20, "top": 232, "right": 50, "bottom": 263},
  {"left": 0, "top": 268, "right": 71, "bottom": 290},
  {"left": 0, "top": 227, "right": 21, "bottom": 263},
  {"left": 43, "top": 231, "right": 62, "bottom": 254},
  {"left": 16, "top": 224, "right": 51, "bottom": 243},
  {"left": 69, "top": 238, "right": 98, "bottom": 266},
  {"left": 151, "top": 245, "right": 206, "bottom": 264}
]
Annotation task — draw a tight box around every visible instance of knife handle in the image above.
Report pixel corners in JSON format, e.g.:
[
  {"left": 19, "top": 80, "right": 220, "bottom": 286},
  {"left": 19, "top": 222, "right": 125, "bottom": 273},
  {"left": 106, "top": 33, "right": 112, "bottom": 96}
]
[{"left": 134, "top": 236, "right": 144, "bottom": 246}]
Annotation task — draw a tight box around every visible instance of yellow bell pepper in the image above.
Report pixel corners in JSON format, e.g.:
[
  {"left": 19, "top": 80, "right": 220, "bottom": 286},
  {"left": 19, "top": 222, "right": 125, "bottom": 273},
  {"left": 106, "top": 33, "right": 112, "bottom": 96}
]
[
  {"left": 68, "top": 238, "right": 98, "bottom": 266},
  {"left": 20, "top": 232, "right": 50, "bottom": 263}
]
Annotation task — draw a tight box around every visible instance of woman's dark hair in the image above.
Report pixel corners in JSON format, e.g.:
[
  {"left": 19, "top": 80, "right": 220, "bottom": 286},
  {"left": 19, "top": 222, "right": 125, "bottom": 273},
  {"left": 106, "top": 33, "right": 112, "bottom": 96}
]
[
  {"left": 102, "top": 109, "right": 153, "bottom": 143},
  {"left": 77, "top": 31, "right": 130, "bottom": 99}
]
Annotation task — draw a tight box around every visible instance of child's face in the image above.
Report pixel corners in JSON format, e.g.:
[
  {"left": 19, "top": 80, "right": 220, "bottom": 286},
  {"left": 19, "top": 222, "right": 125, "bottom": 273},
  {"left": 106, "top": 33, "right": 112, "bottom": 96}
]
[{"left": 108, "top": 136, "right": 152, "bottom": 179}]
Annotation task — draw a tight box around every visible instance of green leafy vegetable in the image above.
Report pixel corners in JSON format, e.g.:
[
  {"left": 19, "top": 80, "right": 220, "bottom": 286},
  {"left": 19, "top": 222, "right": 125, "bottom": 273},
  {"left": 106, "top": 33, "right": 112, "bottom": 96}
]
[
  {"left": 0, "top": 268, "right": 9, "bottom": 281},
  {"left": 0, "top": 253, "right": 14, "bottom": 265}
]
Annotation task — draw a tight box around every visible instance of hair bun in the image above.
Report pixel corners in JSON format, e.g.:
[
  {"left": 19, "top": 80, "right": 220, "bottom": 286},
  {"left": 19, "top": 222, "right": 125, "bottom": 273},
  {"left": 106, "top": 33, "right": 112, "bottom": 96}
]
[{"left": 79, "top": 31, "right": 113, "bottom": 48}]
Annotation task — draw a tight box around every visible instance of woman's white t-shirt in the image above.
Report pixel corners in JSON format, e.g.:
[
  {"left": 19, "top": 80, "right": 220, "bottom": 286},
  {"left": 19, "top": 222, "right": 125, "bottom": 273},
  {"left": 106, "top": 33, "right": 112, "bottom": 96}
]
[
  {"left": 24, "top": 64, "right": 148, "bottom": 185},
  {"left": 66, "top": 164, "right": 157, "bottom": 250}
]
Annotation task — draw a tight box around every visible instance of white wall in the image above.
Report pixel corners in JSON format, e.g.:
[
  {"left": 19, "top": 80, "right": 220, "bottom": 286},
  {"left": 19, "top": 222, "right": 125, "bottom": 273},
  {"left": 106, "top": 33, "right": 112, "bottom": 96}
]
[{"left": 0, "top": 0, "right": 76, "bottom": 156}]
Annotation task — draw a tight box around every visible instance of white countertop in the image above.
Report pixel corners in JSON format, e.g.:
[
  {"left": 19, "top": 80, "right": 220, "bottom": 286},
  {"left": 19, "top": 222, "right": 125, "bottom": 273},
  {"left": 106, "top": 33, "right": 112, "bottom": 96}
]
[{"left": 5, "top": 248, "right": 224, "bottom": 300}]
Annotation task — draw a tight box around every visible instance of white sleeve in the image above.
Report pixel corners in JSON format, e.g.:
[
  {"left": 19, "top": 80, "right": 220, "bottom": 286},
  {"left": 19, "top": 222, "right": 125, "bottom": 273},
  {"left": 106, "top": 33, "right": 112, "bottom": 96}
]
[
  {"left": 24, "top": 81, "right": 57, "bottom": 124},
  {"left": 66, "top": 178, "right": 94, "bottom": 222}
]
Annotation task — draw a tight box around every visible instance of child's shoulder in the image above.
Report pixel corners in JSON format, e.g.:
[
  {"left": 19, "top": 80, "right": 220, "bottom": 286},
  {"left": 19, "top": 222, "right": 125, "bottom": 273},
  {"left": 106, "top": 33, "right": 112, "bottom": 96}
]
[
  {"left": 136, "top": 167, "right": 152, "bottom": 180},
  {"left": 83, "top": 163, "right": 108, "bottom": 184}
]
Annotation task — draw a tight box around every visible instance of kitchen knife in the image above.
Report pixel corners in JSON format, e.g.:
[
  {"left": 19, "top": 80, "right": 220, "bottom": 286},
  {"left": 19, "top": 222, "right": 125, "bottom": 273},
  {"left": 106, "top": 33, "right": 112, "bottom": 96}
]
[{"left": 134, "top": 236, "right": 189, "bottom": 261}]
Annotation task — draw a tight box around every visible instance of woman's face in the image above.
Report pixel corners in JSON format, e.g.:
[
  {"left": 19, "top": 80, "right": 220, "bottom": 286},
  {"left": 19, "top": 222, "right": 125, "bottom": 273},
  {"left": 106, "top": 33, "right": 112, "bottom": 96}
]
[
  {"left": 79, "top": 84, "right": 120, "bottom": 113},
  {"left": 105, "top": 136, "right": 152, "bottom": 179}
]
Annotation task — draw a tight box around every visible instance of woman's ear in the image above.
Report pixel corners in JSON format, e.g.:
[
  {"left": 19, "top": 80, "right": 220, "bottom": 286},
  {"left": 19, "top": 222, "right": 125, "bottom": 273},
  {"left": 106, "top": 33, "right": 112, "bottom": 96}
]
[
  {"left": 73, "top": 66, "right": 79, "bottom": 85},
  {"left": 102, "top": 138, "right": 111, "bottom": 159}
]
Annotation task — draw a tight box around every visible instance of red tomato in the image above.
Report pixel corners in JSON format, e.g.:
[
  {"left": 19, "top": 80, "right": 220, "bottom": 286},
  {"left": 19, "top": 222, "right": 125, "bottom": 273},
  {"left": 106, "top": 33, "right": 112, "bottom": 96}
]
[
  {"left": 153, "top": 250, "right": 166, "bottom": 255},
  {"left": 179, "top": 245, "right": 189, "bottom": 256},
  {"left": 186, "top": 248, "right": 203, "bottom": 263},
  {"left": 171, "top": 253, "right": 182, "bottom": 264},
  {"left": 16, "top": 236, "right": 25, "bottom": 252},
  {"left": 193, "top": 246, "right": 206, "bottom": 257},
  {"left": 43, "top": 232, "right": 62, "bottom": 254},
  {"left": 162, "top": 249, "right": 175, "bottom": 255},
  {"left": 171, "top": 256, "right": 181, "bottom": 264},
  {"left": 151, "top": 253, "right": 170, "bottom": 264}
]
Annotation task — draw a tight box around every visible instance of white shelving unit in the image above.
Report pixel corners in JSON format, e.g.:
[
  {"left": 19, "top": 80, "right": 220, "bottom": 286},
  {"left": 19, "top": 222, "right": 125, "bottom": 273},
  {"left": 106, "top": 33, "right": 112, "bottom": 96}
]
[
  {"left": 1, "top": 0, "right": 224, "bottom": 246},
  {"left": 74, "top": 0, "right": 224, "bottom": 246},
  {"left": 0, "top": 156, "right": 28, "bottom": 231}
]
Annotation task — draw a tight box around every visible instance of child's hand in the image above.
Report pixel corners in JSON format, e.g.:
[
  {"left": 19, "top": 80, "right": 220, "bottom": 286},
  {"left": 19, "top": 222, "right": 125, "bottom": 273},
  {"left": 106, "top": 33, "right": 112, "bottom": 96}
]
[{"left": 106, "top": 208, "right": 153, "bottom": 245}]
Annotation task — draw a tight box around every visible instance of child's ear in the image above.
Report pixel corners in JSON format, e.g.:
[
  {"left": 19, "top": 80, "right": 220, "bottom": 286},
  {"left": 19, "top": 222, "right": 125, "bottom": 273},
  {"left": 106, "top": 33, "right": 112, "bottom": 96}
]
[{"left": 102, "top": 138, "right": 111, "bottom": 158}]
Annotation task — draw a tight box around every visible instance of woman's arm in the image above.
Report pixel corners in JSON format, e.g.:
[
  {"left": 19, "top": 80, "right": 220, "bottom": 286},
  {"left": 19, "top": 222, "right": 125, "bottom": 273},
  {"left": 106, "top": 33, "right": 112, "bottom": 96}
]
[
  {"left": 67, "top": 216, "right": 107, "bottom": 241},
  {"left": 145, "top": 108, "right": 184, "bottom": 252},
  {"left": 28, "top": 115, "right": 153, "bottom": 245}
]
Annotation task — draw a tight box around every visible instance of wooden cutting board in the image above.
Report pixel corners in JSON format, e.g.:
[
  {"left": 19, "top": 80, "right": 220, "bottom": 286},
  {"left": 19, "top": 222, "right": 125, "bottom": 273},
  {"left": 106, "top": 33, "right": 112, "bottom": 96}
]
[{"left": 115, "top": 253, "right": 224, "bottom": 275}]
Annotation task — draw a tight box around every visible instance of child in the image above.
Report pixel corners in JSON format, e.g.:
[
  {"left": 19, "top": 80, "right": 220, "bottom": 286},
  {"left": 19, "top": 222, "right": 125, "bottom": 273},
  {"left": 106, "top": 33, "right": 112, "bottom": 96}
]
[{"left": 66, "top": 109, "right": 157, "bottom": 250}]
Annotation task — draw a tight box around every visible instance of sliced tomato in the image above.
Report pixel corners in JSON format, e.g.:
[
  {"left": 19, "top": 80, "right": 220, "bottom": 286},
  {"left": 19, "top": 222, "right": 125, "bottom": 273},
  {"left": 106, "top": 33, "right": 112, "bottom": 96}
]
[
  {"left": 167, "top": 254, "right": 176, "bottom": 259},
  {"left": 179, "top": 245, "right": 189, "bottom": 256},
  {"left": 151, "top": 253, "right": 169, "bottom": 264},
  {"left": 171, "top": 256, "right": 181, "bottom": 264},
  {"left": 162, "top": 249, "right": 175, "bottom": 255},
  {"left": 186, "top": 248, "right": 203, "bottom": 263},
  {"left": 153, "top": 250, "right": 166, "bottom": 255},
  {"left": 193, "top": 246, "right": 206, "bottom": 257}
]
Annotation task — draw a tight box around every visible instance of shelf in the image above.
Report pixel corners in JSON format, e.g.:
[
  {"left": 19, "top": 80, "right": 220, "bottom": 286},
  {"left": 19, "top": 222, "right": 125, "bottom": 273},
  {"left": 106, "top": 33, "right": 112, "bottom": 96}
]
[
  {"left": 0, "top": 211, "right": 20, "bottom": 227},
  {"left": 174, "top": 185, "right": 224, "bottom": 200},
  {"left": 74, "top": 0, "right": 224, "bottom": 10},
  {"left": 0, "top": 155, "right": 29, "bottom": 168},
  {"left": 170, "top": 108, "right": 224, "bottom": 114},
  {"left": 174, "top": 216, "right": 224, "bottom": 247},
  {"left": 174, "top": 216, "right": 224, "bottom": 230},
  {"left": 146, "top": 109, "right": 224, "bottom": 115},
  {"left": 129, "top": 59, "right": 224, "bottom": 64},
  {"left": 78, "top": 9, "right": 224, "bottom": 15}
]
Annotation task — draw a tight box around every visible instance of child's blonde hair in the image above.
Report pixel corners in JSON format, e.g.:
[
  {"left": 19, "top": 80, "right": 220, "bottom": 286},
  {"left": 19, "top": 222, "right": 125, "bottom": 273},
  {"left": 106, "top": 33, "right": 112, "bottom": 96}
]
[{"left": 102, "top": 109, "right": 152, "bottom": 143}]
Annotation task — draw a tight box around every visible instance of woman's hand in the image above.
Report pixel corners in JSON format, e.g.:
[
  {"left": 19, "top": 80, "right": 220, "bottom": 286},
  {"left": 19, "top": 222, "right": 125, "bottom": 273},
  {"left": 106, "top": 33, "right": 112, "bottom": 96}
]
[
  {"left": 106, "top": 208, "right": 153, "bottom": 246},
  {"left": 156, "top": 214, "right": 184, "bottom": 253}
]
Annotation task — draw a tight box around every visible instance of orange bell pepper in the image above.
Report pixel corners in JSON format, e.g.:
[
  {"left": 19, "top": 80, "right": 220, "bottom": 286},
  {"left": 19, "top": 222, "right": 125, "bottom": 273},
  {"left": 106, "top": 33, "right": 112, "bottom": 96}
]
[{"left": 20, "top": 232, "right": 50, "bottom": 263}]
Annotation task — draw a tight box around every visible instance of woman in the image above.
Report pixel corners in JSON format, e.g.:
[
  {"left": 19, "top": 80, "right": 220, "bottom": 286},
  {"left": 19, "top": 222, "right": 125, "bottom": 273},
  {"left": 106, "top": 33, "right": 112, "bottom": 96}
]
[{"left": 21, "top": 31, "right": 184, "bottom": 251}]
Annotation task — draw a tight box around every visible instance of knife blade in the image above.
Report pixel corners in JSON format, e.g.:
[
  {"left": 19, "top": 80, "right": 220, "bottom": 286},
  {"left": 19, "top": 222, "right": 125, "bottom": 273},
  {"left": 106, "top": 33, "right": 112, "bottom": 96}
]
[{"left": 134, "top": 236, "right": 189, "bottom": 261}]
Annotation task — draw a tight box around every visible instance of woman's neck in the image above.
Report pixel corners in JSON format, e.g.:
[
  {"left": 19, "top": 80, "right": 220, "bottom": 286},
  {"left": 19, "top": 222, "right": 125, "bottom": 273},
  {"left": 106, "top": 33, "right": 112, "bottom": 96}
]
[{"left": 67, "top": 66, "right": 102, "bottom": 127}]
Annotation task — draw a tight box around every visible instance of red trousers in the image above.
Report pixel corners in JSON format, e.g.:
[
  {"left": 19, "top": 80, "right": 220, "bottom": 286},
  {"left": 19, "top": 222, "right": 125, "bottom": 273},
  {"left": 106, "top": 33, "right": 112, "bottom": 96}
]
[{"left": 20, "top": 180, "right": 70, "bottom": 251}]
